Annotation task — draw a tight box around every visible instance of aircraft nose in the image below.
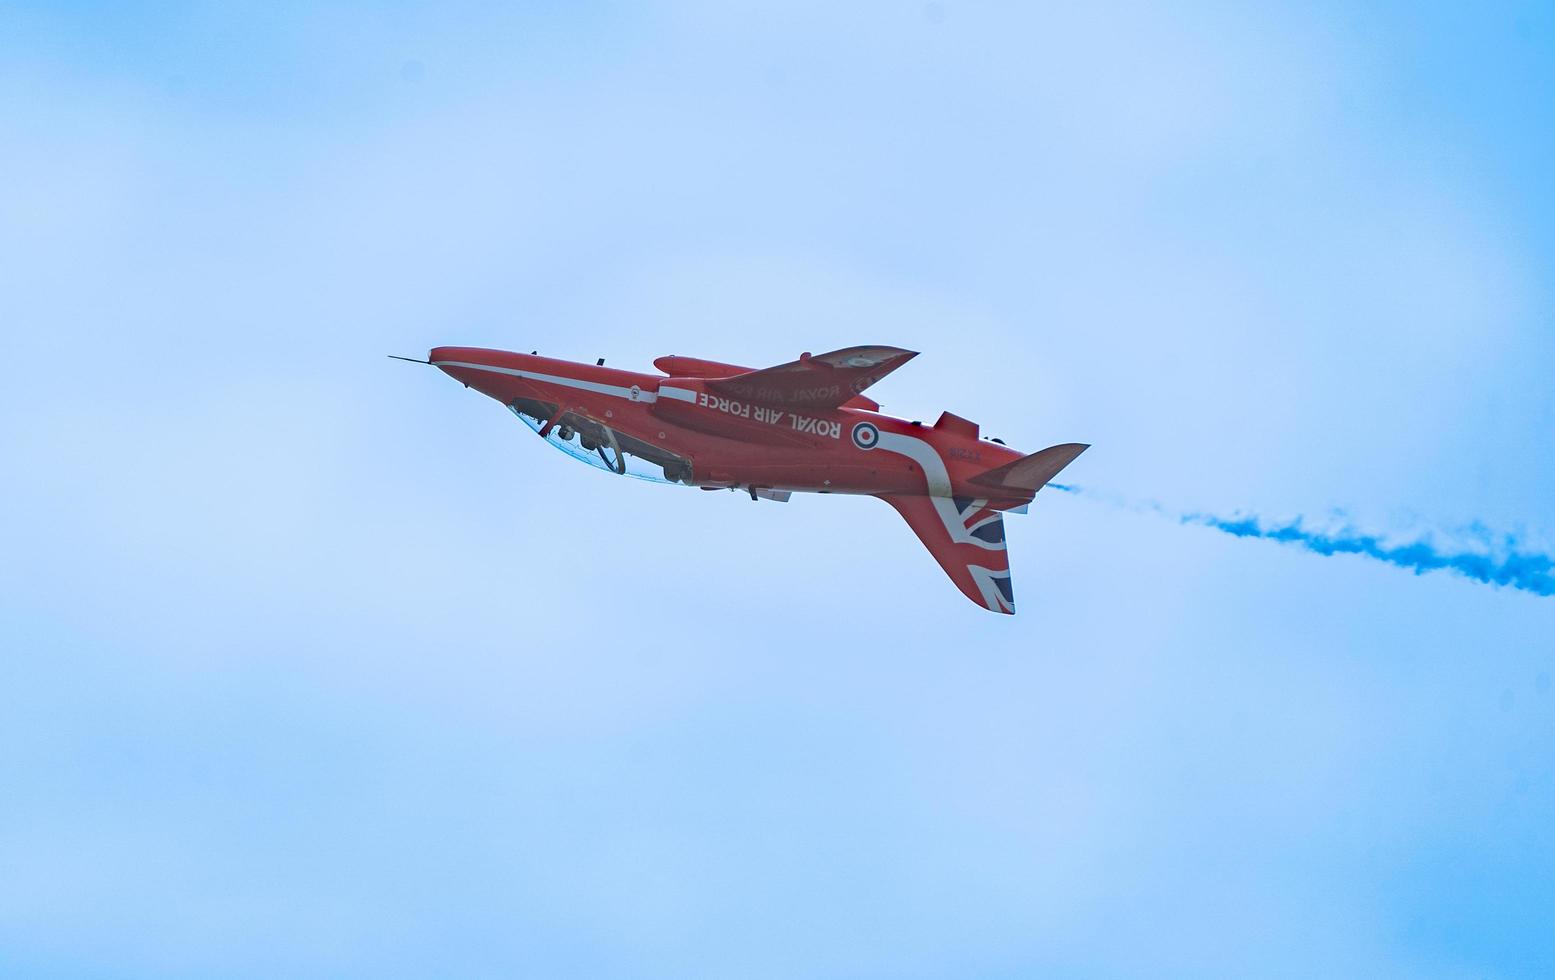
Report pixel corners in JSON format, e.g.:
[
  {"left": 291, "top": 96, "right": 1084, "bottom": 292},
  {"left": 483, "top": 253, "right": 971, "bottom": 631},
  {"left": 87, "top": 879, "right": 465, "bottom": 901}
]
[
  {"left": 426, "top": 347, "right": 485, "bottom": 389},
  {"left": 428, "top": 346, "right": 491, "bottom": 381},
  {"left": 425, "top": 347, "right": 514, "bottom": 401}
]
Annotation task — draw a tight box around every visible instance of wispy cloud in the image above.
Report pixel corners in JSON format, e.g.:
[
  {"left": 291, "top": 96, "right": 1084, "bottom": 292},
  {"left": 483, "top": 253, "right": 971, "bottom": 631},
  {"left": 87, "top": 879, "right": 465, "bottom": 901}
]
[{"left": 1048, "top": 485, "right": 1555, "bottom": 597}]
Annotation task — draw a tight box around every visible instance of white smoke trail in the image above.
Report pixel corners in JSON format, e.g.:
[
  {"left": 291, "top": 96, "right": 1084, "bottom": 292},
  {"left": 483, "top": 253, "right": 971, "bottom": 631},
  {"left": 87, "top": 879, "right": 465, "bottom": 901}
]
[{"left": 1047, "top": 484, "right": 1554, "bottom": 597}]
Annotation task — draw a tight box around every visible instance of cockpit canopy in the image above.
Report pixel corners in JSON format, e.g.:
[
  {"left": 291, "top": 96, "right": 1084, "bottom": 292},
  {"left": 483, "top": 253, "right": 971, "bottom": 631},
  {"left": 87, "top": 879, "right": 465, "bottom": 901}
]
[{"left": 508, "top": 401, "right": 692, "bottom": 485}]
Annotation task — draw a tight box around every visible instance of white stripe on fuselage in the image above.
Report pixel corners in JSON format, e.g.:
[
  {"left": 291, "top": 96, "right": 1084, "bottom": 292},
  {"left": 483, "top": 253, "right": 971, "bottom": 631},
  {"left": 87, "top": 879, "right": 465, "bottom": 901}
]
[
  {"left": 431, "top": 360, "right": 659, "bottom": 403},
  {"left": 875, "top": 430, "right": 1004, "bottom": 551}
]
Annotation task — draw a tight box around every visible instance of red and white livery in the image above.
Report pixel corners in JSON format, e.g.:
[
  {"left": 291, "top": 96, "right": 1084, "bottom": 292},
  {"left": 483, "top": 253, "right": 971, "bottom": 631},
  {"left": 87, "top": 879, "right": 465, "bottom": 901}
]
[{"left": 404, "top": 344, "right": 1087, "bottom": 614}]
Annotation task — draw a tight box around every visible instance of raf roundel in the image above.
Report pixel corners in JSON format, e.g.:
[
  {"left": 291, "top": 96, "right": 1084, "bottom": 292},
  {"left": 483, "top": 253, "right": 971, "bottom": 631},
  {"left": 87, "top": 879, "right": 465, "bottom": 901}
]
[{"left": 852, "top": 421, "right": 880, "bottom": 451}]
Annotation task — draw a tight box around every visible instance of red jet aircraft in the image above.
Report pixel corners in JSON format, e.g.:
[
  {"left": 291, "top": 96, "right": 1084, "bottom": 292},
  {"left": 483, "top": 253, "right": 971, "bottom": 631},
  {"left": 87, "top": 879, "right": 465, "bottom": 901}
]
[{"left": 401, "top": 345, "right": 1087, "bottom": 614}]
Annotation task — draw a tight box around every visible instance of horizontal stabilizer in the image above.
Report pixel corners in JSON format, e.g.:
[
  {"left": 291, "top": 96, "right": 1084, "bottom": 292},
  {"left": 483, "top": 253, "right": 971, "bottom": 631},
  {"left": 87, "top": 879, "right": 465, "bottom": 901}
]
[
  {"left": 970, "top": 442, "right": 1089, "bottom": 494},
  {"left": 706, "top": 345, "right": 916, "bottom": 409}
]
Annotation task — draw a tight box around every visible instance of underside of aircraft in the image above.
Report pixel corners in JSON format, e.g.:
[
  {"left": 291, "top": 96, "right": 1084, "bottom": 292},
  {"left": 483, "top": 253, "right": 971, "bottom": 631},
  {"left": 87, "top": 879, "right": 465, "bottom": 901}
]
[{"left": 404, "top": 344, "right": 1087, "bottom": 613}]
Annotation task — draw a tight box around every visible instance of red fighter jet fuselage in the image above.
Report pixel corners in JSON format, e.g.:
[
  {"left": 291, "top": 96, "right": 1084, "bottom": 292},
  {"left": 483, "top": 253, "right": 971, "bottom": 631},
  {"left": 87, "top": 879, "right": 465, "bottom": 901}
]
[{"left": 407, "top": 344, "right": 1087, "bottom": 614}]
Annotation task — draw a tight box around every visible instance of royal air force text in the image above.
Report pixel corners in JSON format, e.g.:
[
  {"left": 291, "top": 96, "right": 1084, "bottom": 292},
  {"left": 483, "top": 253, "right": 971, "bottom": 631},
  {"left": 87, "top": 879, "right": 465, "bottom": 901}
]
[{"left": 695, "top": 392, "right": 843, "bottom": 440}]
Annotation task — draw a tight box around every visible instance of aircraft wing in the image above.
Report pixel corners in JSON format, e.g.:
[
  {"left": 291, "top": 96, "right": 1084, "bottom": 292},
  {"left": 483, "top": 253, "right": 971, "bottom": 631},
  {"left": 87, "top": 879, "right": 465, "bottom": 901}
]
[
  {"left": 705, "top": 345, "right": 916, "bottom": 409},
  {"left": 876, "top": 492, "right": 1016, "bottom": 614}
]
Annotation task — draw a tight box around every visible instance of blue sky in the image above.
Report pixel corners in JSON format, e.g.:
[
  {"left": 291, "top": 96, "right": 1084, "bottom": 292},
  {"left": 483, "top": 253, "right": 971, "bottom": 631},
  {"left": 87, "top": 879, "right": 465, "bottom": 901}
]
[{"left": 2, "top": 2, "right": 1553, "bottom": 977}]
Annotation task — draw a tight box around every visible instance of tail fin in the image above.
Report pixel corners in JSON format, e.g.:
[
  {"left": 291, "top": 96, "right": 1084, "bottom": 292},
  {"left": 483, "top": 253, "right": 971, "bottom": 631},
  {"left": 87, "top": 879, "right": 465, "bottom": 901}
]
[
  {"left": 876, "top": 493, "right": 1016, "bottom": 614},
  {"left": 876, "top": 442, "right": 1088, "bottom": 613},
  {"left": 971, "top": 443, "right": 1089, "bottom": 495}
]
